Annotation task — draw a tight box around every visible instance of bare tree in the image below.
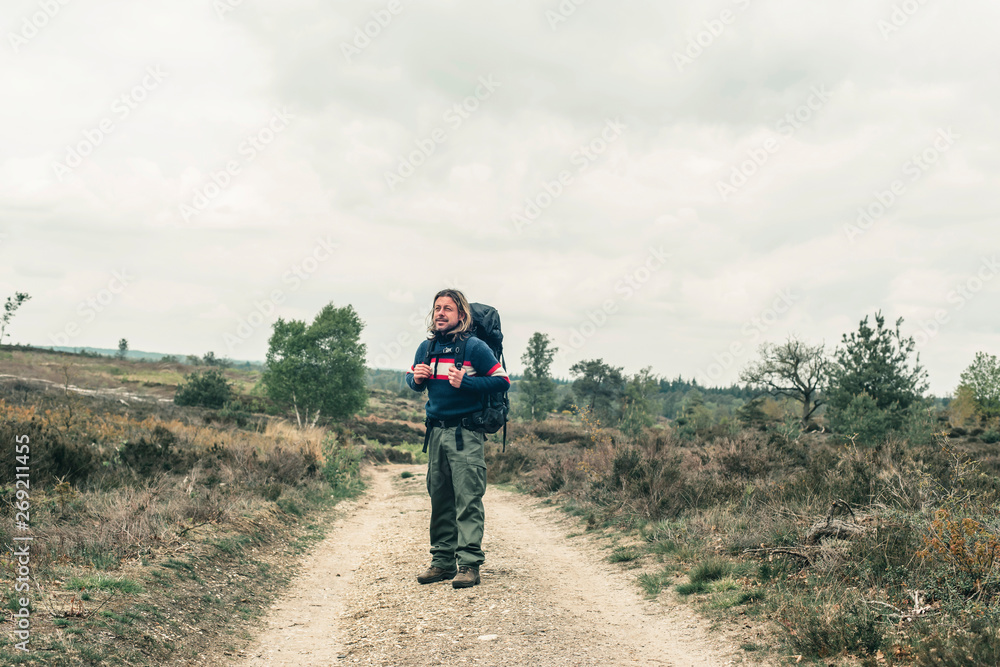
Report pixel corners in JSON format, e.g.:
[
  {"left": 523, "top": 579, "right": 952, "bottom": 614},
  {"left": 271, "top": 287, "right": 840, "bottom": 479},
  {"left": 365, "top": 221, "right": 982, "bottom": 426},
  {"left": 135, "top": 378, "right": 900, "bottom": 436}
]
[
  {"left": 740, "top": 337, "right": 829, "bottom": 425},
  {"left": 0, "top": 291, "right": 31, "bottom": 346}
]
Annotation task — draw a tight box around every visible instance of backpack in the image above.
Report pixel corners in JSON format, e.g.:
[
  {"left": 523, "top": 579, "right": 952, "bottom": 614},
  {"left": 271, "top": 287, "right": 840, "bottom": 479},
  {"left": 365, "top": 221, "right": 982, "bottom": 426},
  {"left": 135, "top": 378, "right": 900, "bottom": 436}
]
[{"left": 423, "top": 302, "right": 510, "bottom": 451}]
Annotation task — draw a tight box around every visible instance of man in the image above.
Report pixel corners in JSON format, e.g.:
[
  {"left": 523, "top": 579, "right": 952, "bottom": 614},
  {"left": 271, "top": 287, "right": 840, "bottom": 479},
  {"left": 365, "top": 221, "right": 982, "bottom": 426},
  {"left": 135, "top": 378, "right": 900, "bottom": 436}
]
[{"left": 405, "top": 289, "right": 510, "bottom": 588}]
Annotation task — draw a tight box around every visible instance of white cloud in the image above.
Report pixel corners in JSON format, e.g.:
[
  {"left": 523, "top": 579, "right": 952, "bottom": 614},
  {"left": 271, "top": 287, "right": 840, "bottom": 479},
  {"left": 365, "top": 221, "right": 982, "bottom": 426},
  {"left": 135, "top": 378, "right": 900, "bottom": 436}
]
[{"left": 1, "top": 0, "right": 997, "bottom": 393}]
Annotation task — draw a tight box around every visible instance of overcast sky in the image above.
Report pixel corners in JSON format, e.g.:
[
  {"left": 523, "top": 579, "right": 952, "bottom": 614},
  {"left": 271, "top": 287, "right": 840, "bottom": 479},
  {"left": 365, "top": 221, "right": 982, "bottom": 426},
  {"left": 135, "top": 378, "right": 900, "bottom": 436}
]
[{"left": 2, "top": 0, "right": 997, "bottom": 395}]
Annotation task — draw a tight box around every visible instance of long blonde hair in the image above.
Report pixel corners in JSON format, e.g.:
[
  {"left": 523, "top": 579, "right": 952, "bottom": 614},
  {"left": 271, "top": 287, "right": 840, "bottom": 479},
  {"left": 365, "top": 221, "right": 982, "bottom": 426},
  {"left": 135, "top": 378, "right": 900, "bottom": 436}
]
[{"left": 426, "top": 289, "right": 473, "bottom": 339}]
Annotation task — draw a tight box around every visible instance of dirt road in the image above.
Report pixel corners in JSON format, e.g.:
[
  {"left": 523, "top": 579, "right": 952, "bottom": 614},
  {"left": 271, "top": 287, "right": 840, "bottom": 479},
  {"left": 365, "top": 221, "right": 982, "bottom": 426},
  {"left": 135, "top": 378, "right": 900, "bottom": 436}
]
[{"left": 227, "top": 464, "right": 748, "bottom": 666}]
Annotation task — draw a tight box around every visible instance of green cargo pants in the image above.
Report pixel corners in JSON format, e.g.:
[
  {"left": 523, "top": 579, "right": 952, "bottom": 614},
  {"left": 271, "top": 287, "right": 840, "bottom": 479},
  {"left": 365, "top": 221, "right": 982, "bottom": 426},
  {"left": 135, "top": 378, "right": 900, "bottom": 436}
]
[{"left": 426, "top": 425, "right": 486, "bottom": 569}]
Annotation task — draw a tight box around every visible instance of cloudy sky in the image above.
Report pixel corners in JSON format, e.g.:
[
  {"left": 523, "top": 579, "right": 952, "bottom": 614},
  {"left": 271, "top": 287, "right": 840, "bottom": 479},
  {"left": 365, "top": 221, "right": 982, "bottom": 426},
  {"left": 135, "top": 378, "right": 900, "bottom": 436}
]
[{"left": 2, "top": 0, "right": 997, "bottom": 395}]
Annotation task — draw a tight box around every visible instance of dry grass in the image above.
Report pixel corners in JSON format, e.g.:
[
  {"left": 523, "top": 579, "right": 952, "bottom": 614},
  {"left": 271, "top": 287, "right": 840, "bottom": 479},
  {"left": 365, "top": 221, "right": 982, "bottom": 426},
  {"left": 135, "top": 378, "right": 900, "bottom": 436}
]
[
  {"left": 491, "top": 414, "right": 1000, "bottom": 665},
  {"left": 0, "top": 356, "right": 362, "bottom": 666}
]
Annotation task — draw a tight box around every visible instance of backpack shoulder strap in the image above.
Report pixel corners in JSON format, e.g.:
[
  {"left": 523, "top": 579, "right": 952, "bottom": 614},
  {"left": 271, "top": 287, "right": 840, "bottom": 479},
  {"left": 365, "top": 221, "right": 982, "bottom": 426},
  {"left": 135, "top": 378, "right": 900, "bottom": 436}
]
[
  {"left": 451, "top": 335, "right": 469, "bottom": 372},
  {"left": 425, "top": 336, "right": 468, "bottom": 372}
]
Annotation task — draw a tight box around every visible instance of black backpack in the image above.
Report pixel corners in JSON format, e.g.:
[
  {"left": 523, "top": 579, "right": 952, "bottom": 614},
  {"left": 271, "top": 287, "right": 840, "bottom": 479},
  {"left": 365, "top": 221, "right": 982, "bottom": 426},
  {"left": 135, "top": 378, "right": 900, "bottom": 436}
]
[{"left": 423, "top": 302, "right": 510, "bottom": 450}]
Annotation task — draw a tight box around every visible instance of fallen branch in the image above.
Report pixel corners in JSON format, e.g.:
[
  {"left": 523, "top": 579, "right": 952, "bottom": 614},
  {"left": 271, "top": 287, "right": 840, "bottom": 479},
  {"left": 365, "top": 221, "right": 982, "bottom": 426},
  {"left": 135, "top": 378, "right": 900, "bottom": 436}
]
[
  {"left": 829, "top": 499, "right": 857, "bottom": 523},
  {"left": 178, "top": 520, "right": 214, "bottom": 536},
  {"left": 805, "top": 519, "right": 866, "bottom": 545},
  {"left": 863, "top": 599, "right": 902, "bottom": 616}
]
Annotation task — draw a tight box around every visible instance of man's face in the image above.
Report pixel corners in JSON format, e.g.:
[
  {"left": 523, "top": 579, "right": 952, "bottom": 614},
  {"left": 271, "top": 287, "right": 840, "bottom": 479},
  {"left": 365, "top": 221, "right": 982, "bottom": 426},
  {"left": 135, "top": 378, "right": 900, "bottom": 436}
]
[{"left": 433, "top": 296, "right": 463, "bottom": 333}]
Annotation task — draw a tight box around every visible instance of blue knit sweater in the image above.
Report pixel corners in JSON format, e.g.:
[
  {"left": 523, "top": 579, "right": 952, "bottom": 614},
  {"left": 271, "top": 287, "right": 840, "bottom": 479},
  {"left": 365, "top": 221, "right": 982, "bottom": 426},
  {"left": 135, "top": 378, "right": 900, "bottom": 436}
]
[{"left": 405, "top": 334, "right": 510, "bottom": 420}]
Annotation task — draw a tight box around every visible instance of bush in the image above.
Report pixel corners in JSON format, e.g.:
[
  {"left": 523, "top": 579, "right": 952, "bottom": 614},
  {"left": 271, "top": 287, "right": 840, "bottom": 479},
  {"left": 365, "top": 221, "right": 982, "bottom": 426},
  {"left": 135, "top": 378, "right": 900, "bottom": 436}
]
[
  {"left": 174, "top": 369, "right": 233, "bottom": 409},
  {"left": 218, "top": 400, "right": 251, "bottom": 427},
  {"left": 531, "top": 419, "right": 586, "bottom": 444},
  {"left": 913, "top": 615, "right": 1000, "bottom": 666},
  {"left": 899, "top": 401, "right": 937, "bottom": 445},
  {"left": 778, "top": 592, "right": 886, "bottom": 659},
  {"left": 917, "top": 509, "right": 1000, "bottom": 601},
  {"left": 689, "top": 558, "right": 731, "bottom": 583},
  {"left": 117, "top": 429, "right": 182, "bottom": 476},
  {"left": 322, "top": 437, "right": 363, "bottom": 497},
  {"left": 827, "top": 392, "right": 896, "bottom": 445},
  {"left": 828, "top": 393, "right": 935, "bottom": 446},
  {"left": 0, "top": 418, "right": 97, "bottom": 486}
]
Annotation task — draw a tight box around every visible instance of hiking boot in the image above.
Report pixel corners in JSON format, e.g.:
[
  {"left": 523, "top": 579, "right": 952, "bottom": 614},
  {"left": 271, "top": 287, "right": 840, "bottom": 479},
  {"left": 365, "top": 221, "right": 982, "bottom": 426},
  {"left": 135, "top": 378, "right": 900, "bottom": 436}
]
[
  {"left": 452, "top": 565, "right": 480, "bottom": 588},
  {"left": 417, "top": 565, "right": 456, "bottom": 584}
]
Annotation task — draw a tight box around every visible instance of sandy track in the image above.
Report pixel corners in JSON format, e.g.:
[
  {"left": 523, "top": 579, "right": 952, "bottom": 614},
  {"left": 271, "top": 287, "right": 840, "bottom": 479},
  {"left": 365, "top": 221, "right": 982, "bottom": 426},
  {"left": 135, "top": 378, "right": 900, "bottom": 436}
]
[{"left": 229, "top": 464, "right": 746, "bottom": 666}]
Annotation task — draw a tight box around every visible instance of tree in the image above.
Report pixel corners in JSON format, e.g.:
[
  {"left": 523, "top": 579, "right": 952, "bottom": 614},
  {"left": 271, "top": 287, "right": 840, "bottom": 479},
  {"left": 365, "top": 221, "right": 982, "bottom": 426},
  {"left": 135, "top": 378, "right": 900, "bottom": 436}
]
[
  {"left": 0, "top": 292, "right": 31, "bottom": 346},
  {"left": 174, "top": 369, "right": 233, "bottom": 409},
  {"left": 826, "top": 311, "right": 928, "bottom": 438},
  {"left": 569, "top": 359, "right": 625, "bottom": 421},
  {"left": 117, "top": 338, "right": 129, "bottom": 360},
  {"left": 739, "top": 337, "right": 829, "bottom": 425},
  {"left": 519, "top": 332, "right": 558, "bottom": 420},
  {"left": 948, "top": 383, "right": 978, "bottom": 428},
  {"left": 958, "top": 351, "right": 1000, "bottom": 421},
  {"left": 262, "top": 303, "right": 367, "bottom": 428},
  {"left": 619, "top": 366, "right": 659, "bottom": 436},
  {"left": 201, "top": 351, "right": 233, "bottom": 368}
]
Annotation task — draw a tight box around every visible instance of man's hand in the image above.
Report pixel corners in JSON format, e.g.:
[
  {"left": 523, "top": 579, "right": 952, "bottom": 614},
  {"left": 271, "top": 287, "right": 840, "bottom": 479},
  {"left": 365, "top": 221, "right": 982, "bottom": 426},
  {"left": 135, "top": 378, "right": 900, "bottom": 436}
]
[
  {"left": 448, "top": 363, "right": 466, "bottom": 388},
  {"left": 412, "top": 363, "right": 433, "bottom": 384}
]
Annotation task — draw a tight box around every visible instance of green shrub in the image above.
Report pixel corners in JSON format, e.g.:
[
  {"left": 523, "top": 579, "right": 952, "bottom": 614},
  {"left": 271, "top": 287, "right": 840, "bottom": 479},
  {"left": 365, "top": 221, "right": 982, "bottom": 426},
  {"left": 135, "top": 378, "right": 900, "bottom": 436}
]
[
  {"left": 637, "top": 570, "right": 672, "bottom": 597},
  {"left": 608, "top": 546, "right": 641, "bottom": 563},
  {"left": 174, "top": 369, "right": 233, "bottom": 409},
  {"left": 0, "top": 419, "right": 97, "bottom": 485},
  {"left": 827, "top": 392, "right": 896, "bottom": 445},
  {"left": 675, "top": 580, "right": 709, "bottom": 595},
  {"left": 322, "top": 438, "right": 363, "bottom": 497},
  {"left": 913, "top": 615, "right": 1000, "bottom": 666},
  {"left": 118, "top": 436, "right": 179, "bottom": 476},
  {"left": 980, "top": 429, "right": 1000, "bottom": 444},
  {"left": 737, "top": 590, "right": 765, "bottom": 604},
  {"left": 783, "top": 595, "right": 886, "bottom": 658},
  {"left": 218, "top": 400, "right": 251, "bottom": 427},
  {"left": 689, "top": 558, "right": 731, "bottom": 583},
  {"left": 485, "top": 446, "right": 533, "bottom": 485}
]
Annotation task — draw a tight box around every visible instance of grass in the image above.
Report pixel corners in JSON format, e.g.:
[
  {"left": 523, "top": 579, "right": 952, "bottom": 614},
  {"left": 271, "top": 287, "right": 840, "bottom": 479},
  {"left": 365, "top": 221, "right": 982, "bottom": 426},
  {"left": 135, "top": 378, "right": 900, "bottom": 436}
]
[
  {"left": 490, "top": 413, "right": 1000, "bottom": 664},
  {"left": 675, "top": 581, "right": 709, "bottom": 596},
  {"left": 0, "top": 352, "right": 373, "bottom": 666},
  {"left": 688, "top": 558, "right": 731, "bottom": 584},
  {"left": 608, "top": 545, "right": 642, "bottom": 563},
  {"left": 636, "top": 569, "right": 676, "bottom": 597},
  {"left": 395, "top": 442, "right": 429, "bottom": 464},
  {"left": 65, "top": 574, "right": 145, "bottom": 594}
]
